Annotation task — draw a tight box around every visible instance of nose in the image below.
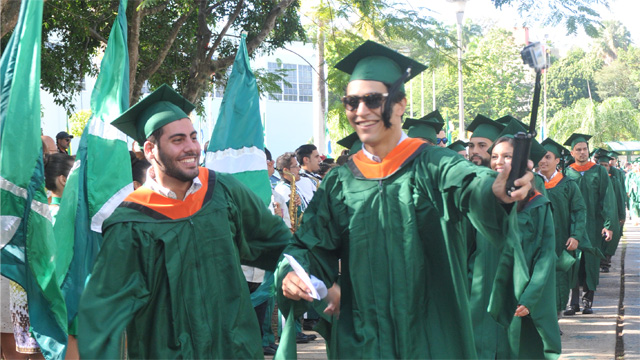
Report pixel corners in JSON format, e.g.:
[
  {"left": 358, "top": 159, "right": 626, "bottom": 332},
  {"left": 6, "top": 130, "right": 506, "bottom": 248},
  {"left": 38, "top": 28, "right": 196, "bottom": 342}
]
[{"left": 355, "top": 99, "right": 370, "bottom": 115}]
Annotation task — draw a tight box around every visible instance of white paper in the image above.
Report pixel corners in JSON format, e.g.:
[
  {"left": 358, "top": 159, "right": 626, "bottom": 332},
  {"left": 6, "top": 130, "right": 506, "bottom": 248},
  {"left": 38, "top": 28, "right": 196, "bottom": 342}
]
[{"left": 283, "top": 254, "right": 322, "bottom": 300}]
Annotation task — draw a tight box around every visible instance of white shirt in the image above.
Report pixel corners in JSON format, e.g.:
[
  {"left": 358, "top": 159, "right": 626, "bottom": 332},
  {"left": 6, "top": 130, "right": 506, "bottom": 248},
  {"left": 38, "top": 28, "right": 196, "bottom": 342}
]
[
  {"left": 362, "top": 132, "right": 409, "bottom": 163},
  {"left": 538, "top": 169, "right": 558, "bottom": 183},
  {"left": 143, "top": 167, "right": 202, "bottom": 200}
]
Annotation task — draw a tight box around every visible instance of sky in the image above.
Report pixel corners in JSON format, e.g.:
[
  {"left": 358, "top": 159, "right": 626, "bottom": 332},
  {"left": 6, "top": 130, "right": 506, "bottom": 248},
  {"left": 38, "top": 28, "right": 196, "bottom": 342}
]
[{"left": 404, "top": 0, "right": 640, "bottom": 54}]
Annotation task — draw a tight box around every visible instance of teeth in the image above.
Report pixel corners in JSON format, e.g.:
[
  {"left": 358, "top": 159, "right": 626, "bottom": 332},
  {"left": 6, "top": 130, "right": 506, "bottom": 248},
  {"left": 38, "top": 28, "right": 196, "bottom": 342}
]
[
  {"left": 180, "top": 158, "right": 195, "bottom": 163},
  {"left": 358, "top": 120, "right": 377, "bottom": 126}
]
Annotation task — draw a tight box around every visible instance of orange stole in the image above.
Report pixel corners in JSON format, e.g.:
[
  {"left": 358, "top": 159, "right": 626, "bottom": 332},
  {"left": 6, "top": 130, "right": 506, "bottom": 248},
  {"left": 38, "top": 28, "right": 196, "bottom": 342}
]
[
  {"left": 568, "top": 162, "right": 596, "bottom": 172},
  {"left": 352, "top": 138, "right": 426, "bottom": 179},
  {"left": 124, "top": 167, "right": 209, "bottom": 220},
  {"left": 544, "top": 172, "right": 564, "bottom": 189}
]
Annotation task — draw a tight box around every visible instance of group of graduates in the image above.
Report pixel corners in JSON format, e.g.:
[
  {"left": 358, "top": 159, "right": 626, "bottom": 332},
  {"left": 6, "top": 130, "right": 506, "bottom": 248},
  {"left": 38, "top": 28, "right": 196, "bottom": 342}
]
[{"left": 2, "top": 39, "right": 632, "bottom": 360}]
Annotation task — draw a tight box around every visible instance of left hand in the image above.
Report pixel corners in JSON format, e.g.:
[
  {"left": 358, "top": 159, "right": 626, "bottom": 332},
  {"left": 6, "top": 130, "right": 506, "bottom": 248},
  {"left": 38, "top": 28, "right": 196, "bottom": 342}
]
[
  {"left": 602, "top": 228, "right": 613, "bottom": 242},
  {"left": 514, "top": 304, "right": 530, "bottom": 317},
  {"left": 492, "top": 161, "right": 534, "bottom": 204},
  {"left": 566, "top": 237, "right": 579, "bottom": 251},
  {"left": 323, "top": 283, "right": 341, "bottom": 318}
]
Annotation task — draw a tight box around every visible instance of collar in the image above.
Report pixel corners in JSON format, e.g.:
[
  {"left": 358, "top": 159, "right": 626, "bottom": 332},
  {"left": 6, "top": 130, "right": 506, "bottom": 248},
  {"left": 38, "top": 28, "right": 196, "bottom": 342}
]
[
  {"left": 361, "top": 132, "right": 409, "bottom": 163},
  {"left": 537, "top": 169, "right": 558, "bottom": 183},
  {"left": 569, "top": 161, "right": 596, "bottom": 173},
  {"left": 50, "top": 196, "right": 61, "bottom": 205},
  {"left": 541, "top": 171, "right": 564, "bottom": 189},
  {"left": 144, "top": 167, "right": 203, "bottom": 200},
  {"left": 349, "top": 137, "right": 426, "bottom": 180},
  {"left": 300, "top": 169, "right": 322, "bottom": 181}
]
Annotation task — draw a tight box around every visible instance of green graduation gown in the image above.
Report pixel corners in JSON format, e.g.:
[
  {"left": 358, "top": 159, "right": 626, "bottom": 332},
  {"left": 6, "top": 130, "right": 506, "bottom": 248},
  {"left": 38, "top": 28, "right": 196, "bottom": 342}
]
[
  {"left": 277, "top": 139, "right": 523, "bottom": 359},
  {"left": 78, "top": 169, "right": 292, "bottom": 359},
  {"left": 603, "top": 168, "right": 626, "bottom": 256},
  {"left": 510, "top": 193, "right": 561, "bottom": 359},
  {"left": 542, "top": 173, "right": 587, "bottom": 312},
  {"left": 565, "top": 163, "right": 617, "bottom": 290}
]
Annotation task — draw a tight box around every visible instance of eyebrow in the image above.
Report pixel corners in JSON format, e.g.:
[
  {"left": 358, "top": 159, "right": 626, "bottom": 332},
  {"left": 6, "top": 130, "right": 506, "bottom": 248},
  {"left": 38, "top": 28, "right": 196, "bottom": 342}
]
[{"left": 168, "top": 131, "right": 197, "bottom": 140}]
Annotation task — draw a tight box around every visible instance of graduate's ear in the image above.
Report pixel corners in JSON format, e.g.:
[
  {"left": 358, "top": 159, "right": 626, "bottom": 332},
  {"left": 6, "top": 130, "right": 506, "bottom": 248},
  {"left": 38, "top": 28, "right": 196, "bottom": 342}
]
[
  {"left": 57, "top": 175, "right": 67, "bottom": 190},
  {"left": 144, "top": 140, "right": 156, "bottom": 162},
  {"left": 394, "top": 97, "right": 407, "bottom": 118}
]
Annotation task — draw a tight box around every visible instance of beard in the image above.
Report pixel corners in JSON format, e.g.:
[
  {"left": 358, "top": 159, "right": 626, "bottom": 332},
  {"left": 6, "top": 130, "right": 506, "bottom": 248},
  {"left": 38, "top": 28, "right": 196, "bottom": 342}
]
[
  {"left": 157, "top": 143, "right": 200, "bottom": 182},
  {"left": 471, "top": 154, "right": 491, "bottom": 168}
]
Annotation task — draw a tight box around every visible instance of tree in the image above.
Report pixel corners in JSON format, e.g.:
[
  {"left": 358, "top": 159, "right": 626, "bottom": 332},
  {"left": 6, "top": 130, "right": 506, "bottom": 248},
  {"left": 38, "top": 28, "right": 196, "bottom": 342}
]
[
  {"left": 593, "top": 20, "right": 631, "bottom": 63},
  {"left": 3, "top": 0, "right": 304, "bottom": 113},
  {"left": 546, "top": 48, "right": 603, "bottom": 118},
  {"left": 547, "top": 97, "right": 640, "bottom": 147},
  {"left": 490, "top": 0, "right": 609, "bottom": 36},
  {"left": 594, "top": 59, "right": 639, "bottom": 108}
]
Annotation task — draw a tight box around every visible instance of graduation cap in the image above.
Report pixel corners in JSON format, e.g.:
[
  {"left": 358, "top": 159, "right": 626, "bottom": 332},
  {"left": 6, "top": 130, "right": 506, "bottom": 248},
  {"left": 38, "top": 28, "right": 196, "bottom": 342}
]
[
  {"left": 541, "top": 138, "right": 569, "bottom": 159},
  {"left": 337, "top": 132, "right": 362, "bottom": 156},
  {"left": 563, "top": 133, "right": 592, "bottom": 149},
  {"left": 402, "top": 110, "right": 444, "bottom": 144},
  {"left": 335, "top": 40, "right": 427, "bottom": 92},
  {"left": 598, "top": 154, "right": 613, "bottom": 163},
  {"left": 111, "top": 84, "right": 195, "bottom": 144},
  {"left": 448, "top": 140, "right": 468, "bottom": 153},
  {"left": 491, "top": 119, "right": 546, "bottom": 164},
  {"left": 495, "top": 115, "right": 527, "bottom": 128},
  {"left": 608, "top": 150, "right": 621, "bottom": 159},
  {"left": 467, "top": 114, "right": 505, "bottom": 142}
]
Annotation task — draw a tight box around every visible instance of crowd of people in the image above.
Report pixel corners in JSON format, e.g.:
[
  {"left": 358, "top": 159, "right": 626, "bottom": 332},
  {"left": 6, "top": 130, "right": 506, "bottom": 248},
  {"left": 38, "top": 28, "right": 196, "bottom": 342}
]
[{"left": 1, "top": 40, "right": 637, "bottom": 360}]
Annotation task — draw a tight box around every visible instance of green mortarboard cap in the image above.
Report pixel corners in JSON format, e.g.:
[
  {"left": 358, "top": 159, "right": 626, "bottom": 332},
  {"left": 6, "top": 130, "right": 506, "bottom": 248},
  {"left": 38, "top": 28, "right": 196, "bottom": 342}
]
[
  {"left": 335, "top": 40, "right": 427, "bottom": 92},
  {"left": 337, "top": 132, "right": 362, "bottom": 155},
  {"left": 530, "top": 139, "right": 547, "bottom": 164},
  {"left": 608, "top": 150, "right": 621, "bottom": 159},
  {"left": 491, "top": 119, "right": 545, "bottom": 164},
  {"left": 557, "top": 250, "right": 577, "bottom": 272},
  {"left": 111, "top": 84, "right": 195, "bottom": 144},
  {"left": 402, "top": 111, "right": 444, "bottom": 144},
  {"left": 468, "top": 114, "right": 505, "bottom": 141},
  {"left": 541, "top": 138, "right": 569, "bottom": 159},
  {"left": 448, "top": 140, "right": 468, "bottom": 152},
  {"left": 563, "top": 133, "right": 592, "bottom": 149},
  {"left": 598, "top": 154, "right": 612, "bottom": 163},
  {"left": 590, "top": 147, "right": 603, "bottom": 157},
  {"left": 496, "top": 115, "right": 527, "bottom": 128}
]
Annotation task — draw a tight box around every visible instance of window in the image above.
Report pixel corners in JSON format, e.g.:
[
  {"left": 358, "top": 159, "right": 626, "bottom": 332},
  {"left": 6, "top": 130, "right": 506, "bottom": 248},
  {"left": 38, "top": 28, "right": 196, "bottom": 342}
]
[{"left": 268, "top": 62, "right": 313, "bottom": 102}]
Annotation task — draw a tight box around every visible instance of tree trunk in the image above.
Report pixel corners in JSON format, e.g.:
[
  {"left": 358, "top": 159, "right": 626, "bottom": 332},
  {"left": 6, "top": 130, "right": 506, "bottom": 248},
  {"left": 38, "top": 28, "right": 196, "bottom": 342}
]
[
  {"left": 314, "top": 18, "right": 326, "bottom": 154},
  {"left": 1, "top": 0, "right": 22, "bottom": 38},
  {"left": 127, "top": 0, "right": 142, "bottom": 104}
]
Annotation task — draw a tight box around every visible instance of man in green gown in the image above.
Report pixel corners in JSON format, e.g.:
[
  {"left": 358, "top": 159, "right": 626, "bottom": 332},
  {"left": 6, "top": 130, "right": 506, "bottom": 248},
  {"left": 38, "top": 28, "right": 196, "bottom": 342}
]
[
  {"left": 563, "top": 133, "right": 617, "bottom": 315},
  {"left": 538, "top": 138, "right": 588, "bottom": 314},
  {"left": 277, "top": 41, "right": 535, "bottom": 359},
  {"left": 467, "top": 114, "right": 505, "bottom": 167},
  {"left": 77, "top": 85, "right": 292, "bottom": 359},
  {"left": 599, "top": 151, "right": 627, "bottom": 271}
]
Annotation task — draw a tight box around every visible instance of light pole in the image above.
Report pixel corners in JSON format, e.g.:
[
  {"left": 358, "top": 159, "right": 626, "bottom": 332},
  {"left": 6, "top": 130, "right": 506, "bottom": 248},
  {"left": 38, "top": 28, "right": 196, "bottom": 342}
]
[{"left": 447, "top": 0, "right": 469, "bottom": 140}]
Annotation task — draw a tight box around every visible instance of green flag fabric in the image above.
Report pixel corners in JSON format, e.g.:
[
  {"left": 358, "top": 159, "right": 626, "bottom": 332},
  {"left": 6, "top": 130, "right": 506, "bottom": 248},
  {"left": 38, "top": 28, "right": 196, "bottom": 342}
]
[
  {"left": 205, "top": 34, "right": 271, "bottom": 205},
  {"left": 53, "top": 0, "right": 133, "bottom": 333},
  {"left": 0, "top": 0, "right": 68, "bottom": 358}
]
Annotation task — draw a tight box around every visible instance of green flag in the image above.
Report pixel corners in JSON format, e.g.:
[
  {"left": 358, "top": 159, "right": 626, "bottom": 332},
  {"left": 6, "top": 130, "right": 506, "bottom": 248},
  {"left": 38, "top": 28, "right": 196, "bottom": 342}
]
[
  {"left": 205, "top": 34, "right": 271, "bottom": 205},
  {"left": 0, "top": 0, "right": 68, "bottom": 358},
  {"left": 53, "top": 0, "right": 133, "bottom": 333}
]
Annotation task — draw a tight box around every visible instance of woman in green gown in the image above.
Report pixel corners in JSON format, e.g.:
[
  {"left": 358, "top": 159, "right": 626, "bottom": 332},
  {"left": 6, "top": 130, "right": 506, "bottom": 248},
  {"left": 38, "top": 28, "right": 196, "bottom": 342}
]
[{"left": 491, "top": 136, "right": 561, "bottom": 359}]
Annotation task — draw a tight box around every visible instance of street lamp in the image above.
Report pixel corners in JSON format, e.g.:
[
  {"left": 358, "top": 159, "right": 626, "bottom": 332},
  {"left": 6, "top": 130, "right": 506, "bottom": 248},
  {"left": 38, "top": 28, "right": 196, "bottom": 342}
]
[{"left": 447, "top": 0, "right": 469, "bottom": 140}]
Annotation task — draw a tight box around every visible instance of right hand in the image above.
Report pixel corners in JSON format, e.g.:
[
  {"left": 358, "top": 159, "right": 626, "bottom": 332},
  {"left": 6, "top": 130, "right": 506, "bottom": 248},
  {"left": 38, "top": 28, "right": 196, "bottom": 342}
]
[
  {"left": 282, "top": 271, "right": 314, "bottom": 302},
  {"left": 566, "top": 237, "right": 579, "bottom": 251},
  {"left": 294, "top": 193, "right": 301, "bottom": 207}
]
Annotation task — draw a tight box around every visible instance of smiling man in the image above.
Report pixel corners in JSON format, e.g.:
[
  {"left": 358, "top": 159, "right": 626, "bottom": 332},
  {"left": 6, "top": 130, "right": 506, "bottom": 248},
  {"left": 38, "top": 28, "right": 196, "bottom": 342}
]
[
  {"left": 277, "top": 41, "right": 534, "bottom": 359},
  {"left": 77, "top": 85, "right": 292, "bottom": 359},
  {"left": 467, "top": 115, "right": 505, "bottom": 167}
]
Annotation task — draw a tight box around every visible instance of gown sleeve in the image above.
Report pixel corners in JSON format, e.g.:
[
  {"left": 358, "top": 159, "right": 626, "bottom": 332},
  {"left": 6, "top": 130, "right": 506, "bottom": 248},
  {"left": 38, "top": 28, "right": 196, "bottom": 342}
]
[
  {"left": 599, "top": 167, "right": 618, "bottom": 232},
  {"left": 518, "top": 204, "right": 556, "bottom": 311},
  {"left": 221, "top": 174, "right": 293, "bottom": 272},
  {"left": 77, "top": 222, "right": 151, "bottom": 359},
  {"left": 568, "top": 181, "right": 588, "bottom": 243}
]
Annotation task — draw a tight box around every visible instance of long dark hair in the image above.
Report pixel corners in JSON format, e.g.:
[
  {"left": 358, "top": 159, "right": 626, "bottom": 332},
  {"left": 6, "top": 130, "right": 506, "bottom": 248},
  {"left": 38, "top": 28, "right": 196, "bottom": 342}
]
[{"left": 44, "top": 153, "right": 74, "bottom": 192}]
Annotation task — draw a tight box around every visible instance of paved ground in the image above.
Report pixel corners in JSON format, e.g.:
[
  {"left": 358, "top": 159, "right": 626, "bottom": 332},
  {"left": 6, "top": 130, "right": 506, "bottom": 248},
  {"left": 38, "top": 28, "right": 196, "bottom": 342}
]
[{"left": 269, "top": 225, "right": 640, "bottom": 359}]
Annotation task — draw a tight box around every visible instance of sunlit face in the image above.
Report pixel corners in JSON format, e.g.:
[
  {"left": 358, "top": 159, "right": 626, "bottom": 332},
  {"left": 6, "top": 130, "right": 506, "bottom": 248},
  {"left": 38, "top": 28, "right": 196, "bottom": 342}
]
[
  {"left": 490, "top": 141, "right": 513, "bottom": 173},
  {"left": 436, "top": 130, "right": 447, "bottom": 147},
  {"left": 267, "top": 158, "right": 275, "bottom": 177},
  {"left": 147, "top": 118, "right": 200, "bottom": 185},
  {"left": 468, "top": 137, "right": 492, "bottom": 167},
  {"left": 305, "top": 150, "right": 322, "bottom": 173},
  {"left": 286, "top": 157, "right": 301, "bottom": 181},
  {"left": 345, "top": 80, "right": 406, "bottom": 149},
  {"left": 571, "top": 142, "right": 590, "bottom": 164},
  {"left": 538, "top": 151, "right": 560, "bottom": 175},
  {"left": 600, "top": 161, "right": 611, "bottom": 172}
]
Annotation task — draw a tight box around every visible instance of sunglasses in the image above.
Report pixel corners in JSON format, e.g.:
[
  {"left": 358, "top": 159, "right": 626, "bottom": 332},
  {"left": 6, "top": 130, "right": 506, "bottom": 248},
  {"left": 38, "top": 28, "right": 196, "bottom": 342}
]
[
  {"left": 436, "top": 138, "right": 448, "bottom": 145},
  {"left": 341, "top": 93, "right": 388, "bottom": 111}
]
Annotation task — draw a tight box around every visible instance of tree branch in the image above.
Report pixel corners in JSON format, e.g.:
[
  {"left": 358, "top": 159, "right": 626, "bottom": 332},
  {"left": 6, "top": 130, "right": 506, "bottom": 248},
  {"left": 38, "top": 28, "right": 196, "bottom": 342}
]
[
  {"left": 206, "top": 0, "right": 244, "bottom": 60},
  {"left": 87, "top": 27, "right": 108, "bottom": 45},
  {"left": 246, "top": 0, "right": 297, "bottom": 54},
  {"left": 1, "top": 0, "right": 23, "bottom": 38},
  {"left": 140, "top": 2, "right": 167, "bottom": 17}
]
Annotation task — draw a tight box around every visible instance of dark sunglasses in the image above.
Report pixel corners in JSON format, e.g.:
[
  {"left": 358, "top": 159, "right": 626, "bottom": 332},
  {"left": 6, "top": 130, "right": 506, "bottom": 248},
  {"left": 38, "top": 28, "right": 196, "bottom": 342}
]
[
  {"left": 341, "top": 93, "right": 388, "bottom": 111},
  {"left": 436, "top": 138, "right": 448, "bottom": 145}
]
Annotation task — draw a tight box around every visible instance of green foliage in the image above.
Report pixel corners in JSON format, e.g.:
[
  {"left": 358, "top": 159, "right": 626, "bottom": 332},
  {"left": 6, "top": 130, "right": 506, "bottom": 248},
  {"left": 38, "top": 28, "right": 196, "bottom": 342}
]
[
  {"left": 490, "top": 0, "right": 608, "bottom": 36},
  {"left": 68, "top": 109, "right": 93, "bottom": 138},
  {"left": 547, "top": 97, "right": 640, "bottom": 148}
]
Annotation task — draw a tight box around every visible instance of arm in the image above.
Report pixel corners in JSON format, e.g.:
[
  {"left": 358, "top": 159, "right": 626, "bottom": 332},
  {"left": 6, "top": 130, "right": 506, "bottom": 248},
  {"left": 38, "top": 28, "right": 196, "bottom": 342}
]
[
  {"left": 221, "top": 174, "right": 293, "bottom": 272},
  {"left": 517, "top": 204, "right": 557, "bottom": 313},
  {"left": 599, "top": 168, "right": 618, "bottom": 235},
  {"left": 78, "top": 223, "right": 151, "bottom": 359},
  {"left": 568, "top": 181, "right": 588, "bottom": 249}
]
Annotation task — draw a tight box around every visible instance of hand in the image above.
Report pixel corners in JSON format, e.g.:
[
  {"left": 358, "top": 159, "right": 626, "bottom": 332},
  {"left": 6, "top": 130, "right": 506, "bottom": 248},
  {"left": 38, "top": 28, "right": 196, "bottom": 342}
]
[
  {"left": 602, "top": 228, "right": 613, "bottom": 242},
  {"left": 282, "top": 271, "right": 314, "bottom": 302},
  {"left": 273, "top": 202, "right": 284, "bottom": 218},
  {"left": 294, "top": 194, "right": 301, "bottom": 207},
  {"left": 514, "top": 304, "right": 530, "bottom": 317},
  {"left": 566, "top": 237, "right": 579, "bottom": 251},
  {"left": 620, "top": 219, "right": 626, "bottom": 228},
  {"left": 492, "top": 161, "right": 534, "bottom": 204},
  {"left": 323, "top": 283, "right": 341, "bottom": 318}
]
